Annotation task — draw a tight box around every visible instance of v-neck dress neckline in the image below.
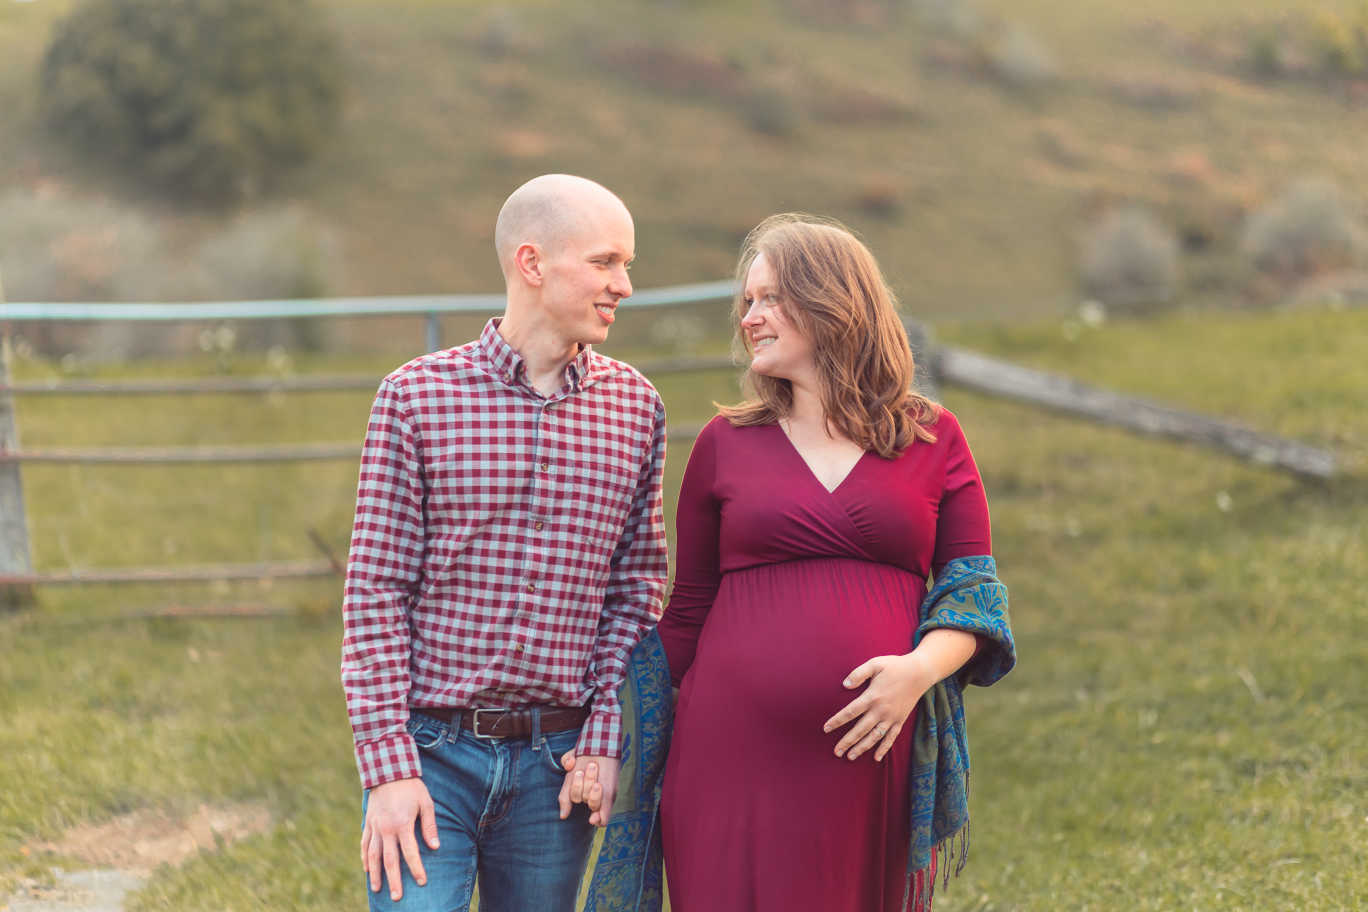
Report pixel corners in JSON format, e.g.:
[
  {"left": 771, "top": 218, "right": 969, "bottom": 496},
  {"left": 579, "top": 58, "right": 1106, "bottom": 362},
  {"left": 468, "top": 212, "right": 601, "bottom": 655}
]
[{"left": 773, "top": 422, "right": 871, "bottom": 495}]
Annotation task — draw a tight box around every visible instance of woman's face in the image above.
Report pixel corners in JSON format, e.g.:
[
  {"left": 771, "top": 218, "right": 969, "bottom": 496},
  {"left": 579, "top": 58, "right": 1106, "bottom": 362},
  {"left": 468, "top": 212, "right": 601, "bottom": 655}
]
[{"left": 741, "top": 252, "right": 816, "bottom": 383}]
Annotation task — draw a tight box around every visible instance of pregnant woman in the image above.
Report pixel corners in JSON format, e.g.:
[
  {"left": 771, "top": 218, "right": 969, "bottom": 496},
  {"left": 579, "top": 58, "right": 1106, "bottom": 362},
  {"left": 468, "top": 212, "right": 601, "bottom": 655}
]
[{"left": 658, "top": 214, "right": 1015, "bottom": 912}]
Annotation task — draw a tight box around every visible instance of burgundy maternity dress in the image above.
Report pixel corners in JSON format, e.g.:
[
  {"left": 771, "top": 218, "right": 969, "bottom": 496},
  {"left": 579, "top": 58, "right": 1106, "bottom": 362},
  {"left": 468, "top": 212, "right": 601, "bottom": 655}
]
[{"left": 657, "top": 410, "right": 991, "bottom": 912}]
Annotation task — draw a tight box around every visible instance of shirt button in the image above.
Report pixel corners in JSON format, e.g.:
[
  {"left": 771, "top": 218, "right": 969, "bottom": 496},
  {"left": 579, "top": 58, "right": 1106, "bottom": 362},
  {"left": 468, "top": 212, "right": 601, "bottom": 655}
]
[
  {"left": 534, "top": 520, "right": 545, "bottom": 531},
  {"left": 526, "top": 582, "right": 536, "bottom": 593},
  {"left": 515, "top": 642, "right": 526, "bottom": 652},
  {"left": 545, "top": 402, "right": 554, "bottom": 412},
  {"left": 540, "top": 461, "right": 550, "bottom": 472}
]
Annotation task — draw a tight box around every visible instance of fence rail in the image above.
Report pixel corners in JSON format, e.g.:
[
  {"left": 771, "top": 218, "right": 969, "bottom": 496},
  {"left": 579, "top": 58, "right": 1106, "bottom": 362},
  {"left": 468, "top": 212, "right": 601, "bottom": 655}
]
[
  {"left": 1, "top": 281, "right": 740, "bottom": 603},
  {"left": 0, "top": 279, "right": 738, "bottom": 353},
  {"left": 932, "top": 347, "right": 1338, "bottom": 480},
  {"left": 0, "top": 425, "right": 709, "bottom": 465},
  {"left": 0, "top": 560, "right": 337, "bottom": 586},
  {"left": 0, "top": 280, "right": 1342, "bottom": 602},
  {"left": 0, "top": 357, "right": 738, "bottom": 397}
]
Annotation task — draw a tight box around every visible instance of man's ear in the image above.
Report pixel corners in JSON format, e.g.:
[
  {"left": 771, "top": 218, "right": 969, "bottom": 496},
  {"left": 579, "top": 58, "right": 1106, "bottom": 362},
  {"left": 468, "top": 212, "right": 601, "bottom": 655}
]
[{"left": 513, "top": 243, "right": 543, "bottom": 287}]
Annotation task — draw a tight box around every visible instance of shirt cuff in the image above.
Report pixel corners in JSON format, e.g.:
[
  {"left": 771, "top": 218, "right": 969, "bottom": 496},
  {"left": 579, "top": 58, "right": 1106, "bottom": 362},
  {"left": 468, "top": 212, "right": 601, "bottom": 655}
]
[
  {"left": 356, "top": 731, "right": 423, "bottom": 790},
  {"left": 575, "top": 706, "right": 622, "bottom": 759}
]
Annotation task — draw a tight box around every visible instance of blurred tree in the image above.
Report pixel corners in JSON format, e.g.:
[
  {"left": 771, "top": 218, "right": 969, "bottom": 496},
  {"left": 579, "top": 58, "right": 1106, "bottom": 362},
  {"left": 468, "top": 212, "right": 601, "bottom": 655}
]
[{"left": 40, "top": 0, "right": 343, "bottom": 205}]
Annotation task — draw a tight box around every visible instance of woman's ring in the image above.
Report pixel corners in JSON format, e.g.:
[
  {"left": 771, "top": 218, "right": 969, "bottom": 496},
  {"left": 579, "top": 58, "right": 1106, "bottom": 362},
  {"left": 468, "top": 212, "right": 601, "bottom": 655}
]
[{"left": 874, "top": 725, "right": 887, "bottom": 736}]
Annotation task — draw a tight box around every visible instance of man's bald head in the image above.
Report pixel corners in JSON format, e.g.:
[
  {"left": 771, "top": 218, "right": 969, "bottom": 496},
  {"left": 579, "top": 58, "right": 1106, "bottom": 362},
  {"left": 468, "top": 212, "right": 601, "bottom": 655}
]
[{"left": 494, "top": 174, "right": 631, "bottom": 277}]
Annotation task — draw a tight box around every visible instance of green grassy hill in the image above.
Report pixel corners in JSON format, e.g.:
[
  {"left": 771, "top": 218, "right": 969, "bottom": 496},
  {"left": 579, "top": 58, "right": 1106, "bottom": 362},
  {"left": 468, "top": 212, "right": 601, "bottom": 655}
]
[{"left": 5, "top": 0, "right": 1368, "bottom": 321}]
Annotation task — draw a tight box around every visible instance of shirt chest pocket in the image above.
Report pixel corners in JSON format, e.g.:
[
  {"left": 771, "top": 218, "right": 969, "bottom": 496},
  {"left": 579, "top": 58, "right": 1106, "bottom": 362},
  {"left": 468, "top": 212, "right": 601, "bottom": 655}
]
[{"left": 570, "top": 450, "right": 641, "bottom": 545}]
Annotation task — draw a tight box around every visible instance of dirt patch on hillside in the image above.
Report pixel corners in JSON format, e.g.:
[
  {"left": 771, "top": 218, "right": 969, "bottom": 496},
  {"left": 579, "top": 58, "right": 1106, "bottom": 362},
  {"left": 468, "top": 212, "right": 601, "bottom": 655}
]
[{"left": 31, "top": 803, "right": 271, "bottom": 874}]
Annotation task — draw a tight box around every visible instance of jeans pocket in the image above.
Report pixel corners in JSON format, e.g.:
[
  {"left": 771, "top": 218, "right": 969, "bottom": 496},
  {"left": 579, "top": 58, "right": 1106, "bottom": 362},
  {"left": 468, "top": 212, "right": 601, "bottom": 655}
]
[
  {"left": 540, "top": 727, "right": 582, "bottom": 775},
  {"left": 406, "top": 714, "right": 446, "bottom": 751}
]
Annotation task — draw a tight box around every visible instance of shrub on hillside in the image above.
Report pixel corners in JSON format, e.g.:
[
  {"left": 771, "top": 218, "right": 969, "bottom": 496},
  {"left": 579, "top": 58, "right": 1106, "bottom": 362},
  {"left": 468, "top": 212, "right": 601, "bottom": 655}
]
[
  {"left": 0, "top": 189, "right": 169, "bottom": 304},
  {"left": 1309, "top": 7, "right": 1368, "bottom": 76},
  {"left": 744, "top": 86, "right": 802, "bottom": 137},
  {"left": 0, "top": 190, "right": 339, "bottom": 356},
  {"left": 1247, "top": 27, "right": 1286, "bottom": 79},
  {"left": 984, "top": 24, "right": 1057, "bottom": 90},
  {"left": 191, "top": 209, "right": 339, "bottom": 350},
  {"left": 1242, "top": 178, "right": 1364, "bottom": 280},
  {"left": 1080, "top": 208, "right": 1179, "bottom": 310},
  {"left": 40, "top": 0, "right": 343, "bottom": 204}
]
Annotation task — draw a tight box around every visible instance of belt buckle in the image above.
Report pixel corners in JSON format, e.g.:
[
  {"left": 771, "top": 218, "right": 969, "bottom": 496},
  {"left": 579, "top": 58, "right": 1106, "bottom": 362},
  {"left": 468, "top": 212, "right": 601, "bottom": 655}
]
[{"left": 470, "top": 708, "right": 505, "bottom": 739}]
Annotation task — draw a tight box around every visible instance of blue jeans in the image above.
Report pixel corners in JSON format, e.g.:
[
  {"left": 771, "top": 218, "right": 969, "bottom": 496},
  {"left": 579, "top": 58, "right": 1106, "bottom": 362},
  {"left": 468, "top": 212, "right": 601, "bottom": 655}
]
[{"left": 362, "top": 711, "right": 595, "bottom": 912}]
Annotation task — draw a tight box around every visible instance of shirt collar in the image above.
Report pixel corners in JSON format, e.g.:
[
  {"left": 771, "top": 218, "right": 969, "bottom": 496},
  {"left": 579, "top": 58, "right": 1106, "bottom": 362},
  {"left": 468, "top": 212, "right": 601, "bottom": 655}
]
[{"left": 478, "top": 318, "right": 596, "bottom": 393}]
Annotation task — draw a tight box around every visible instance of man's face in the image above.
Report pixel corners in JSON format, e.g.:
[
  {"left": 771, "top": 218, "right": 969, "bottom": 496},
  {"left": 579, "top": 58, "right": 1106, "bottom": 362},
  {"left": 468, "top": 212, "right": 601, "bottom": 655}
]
[{"left": 537, "top": 202, "right": 635, "bottom": 348}]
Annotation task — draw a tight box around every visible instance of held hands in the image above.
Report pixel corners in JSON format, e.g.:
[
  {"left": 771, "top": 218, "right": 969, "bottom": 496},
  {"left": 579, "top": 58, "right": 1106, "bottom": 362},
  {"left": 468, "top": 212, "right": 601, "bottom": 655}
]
[
  {"left": 362, "top": 777, "right": 440, "bottom": 901},
  {"left": 557, "top": 753, "right": 620, "bottom": 827},
  {"left": 823, "top": 653, "right": 935, "bottom": 762}
]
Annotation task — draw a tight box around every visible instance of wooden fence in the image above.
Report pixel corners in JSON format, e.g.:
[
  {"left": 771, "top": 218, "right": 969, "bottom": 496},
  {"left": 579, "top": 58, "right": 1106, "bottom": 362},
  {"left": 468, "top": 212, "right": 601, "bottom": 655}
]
[{"left": 0, "top": 283, "right": 1338, "bottom": 602}]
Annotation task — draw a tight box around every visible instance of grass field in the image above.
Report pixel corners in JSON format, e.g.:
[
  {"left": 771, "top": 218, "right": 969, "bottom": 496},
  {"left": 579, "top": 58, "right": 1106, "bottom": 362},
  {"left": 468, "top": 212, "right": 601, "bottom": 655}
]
[{"left": 2, "top": 305, "right": 1365, "bottom": 910}]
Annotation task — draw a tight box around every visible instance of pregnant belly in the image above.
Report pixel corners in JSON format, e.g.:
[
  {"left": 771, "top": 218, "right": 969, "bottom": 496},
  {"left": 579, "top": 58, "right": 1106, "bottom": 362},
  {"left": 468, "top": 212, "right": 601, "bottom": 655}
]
[{"left": 683, "top": 557, "right": 923, "bottom": 735}]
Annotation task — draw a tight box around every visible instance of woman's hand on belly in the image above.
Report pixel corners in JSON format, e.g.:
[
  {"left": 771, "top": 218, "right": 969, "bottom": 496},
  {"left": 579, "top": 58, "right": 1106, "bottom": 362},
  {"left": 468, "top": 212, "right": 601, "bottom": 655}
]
[
  {"left": 824, "top": 628, "right": 979, "bottom": 762},
  {"left": 821, "top": 653, "right": 934, "bottom": 762}
]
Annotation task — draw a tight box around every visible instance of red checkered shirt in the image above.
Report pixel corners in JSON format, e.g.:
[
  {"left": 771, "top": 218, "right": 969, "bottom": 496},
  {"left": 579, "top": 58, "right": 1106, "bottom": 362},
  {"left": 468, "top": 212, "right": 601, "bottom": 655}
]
[{"left": 341, "top": 319, "right": 668, "bottom": 789}]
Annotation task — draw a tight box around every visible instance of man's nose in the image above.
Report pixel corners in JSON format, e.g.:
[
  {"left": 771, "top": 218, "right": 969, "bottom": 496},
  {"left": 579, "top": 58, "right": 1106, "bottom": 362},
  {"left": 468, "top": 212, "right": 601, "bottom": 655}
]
[{"left": 610, "top": 266, "right": 632, "bottom": 298}]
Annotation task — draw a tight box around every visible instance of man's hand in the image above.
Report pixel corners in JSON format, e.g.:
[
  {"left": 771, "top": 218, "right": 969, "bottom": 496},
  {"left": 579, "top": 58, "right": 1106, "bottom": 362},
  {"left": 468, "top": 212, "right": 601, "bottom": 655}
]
[
  {"left": 362, "top": 777, "right": 439, "bottom": 901},
  {"left": 557, "top": 753, "right": 620, "bottom": 827}
]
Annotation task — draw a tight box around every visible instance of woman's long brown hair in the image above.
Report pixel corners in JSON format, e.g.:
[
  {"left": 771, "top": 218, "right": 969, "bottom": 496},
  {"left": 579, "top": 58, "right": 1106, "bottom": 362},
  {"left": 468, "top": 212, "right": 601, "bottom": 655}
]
[{"left": 717, "top": 214, "right": 938, "bottom": 457}]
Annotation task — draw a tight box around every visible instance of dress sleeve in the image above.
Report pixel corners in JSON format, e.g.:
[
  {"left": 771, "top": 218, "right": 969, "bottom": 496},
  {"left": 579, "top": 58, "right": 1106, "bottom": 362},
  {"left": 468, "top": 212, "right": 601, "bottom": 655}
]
[
  {"left": 657, "top": 418, "right": 724, "bottom": 687},
  {"left": 931, "top": 410, "right": 992, "bottom": 576}
]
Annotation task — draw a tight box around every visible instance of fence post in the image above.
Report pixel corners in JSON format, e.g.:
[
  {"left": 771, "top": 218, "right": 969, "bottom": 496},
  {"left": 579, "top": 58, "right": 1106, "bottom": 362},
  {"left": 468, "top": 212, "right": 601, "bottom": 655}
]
[
  {"left": 425, "top": 311, "right": 441, "bottom": 354},
  {"left": 0, "top": 313, "right": 37, "bottom": 609}
]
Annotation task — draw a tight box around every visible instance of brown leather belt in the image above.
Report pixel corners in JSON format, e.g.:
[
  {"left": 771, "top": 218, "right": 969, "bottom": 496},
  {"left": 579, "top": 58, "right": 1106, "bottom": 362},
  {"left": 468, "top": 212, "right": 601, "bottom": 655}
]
[{"left": 411, "top": 705, "right": 588, "bottom": 739}]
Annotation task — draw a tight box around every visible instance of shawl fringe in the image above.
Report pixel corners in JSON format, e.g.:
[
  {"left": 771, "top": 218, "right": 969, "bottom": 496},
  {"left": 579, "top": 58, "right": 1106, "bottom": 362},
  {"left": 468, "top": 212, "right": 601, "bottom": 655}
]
[{"left": 903, "top": 819, "right": 970, "bottom": 912}]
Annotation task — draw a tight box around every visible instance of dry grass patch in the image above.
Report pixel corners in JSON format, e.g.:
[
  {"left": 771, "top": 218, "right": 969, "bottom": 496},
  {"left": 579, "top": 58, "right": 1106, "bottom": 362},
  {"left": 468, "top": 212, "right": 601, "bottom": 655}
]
[{"left": 31, "top": 804, "right": 271, "bottom": 875}]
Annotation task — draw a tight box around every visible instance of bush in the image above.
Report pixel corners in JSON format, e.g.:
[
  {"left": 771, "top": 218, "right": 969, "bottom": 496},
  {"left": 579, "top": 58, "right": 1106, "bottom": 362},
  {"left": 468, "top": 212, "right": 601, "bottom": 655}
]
[
  {"left": 0, "top": 190, "right": 339, "bottom": 356},
  {"left": 193, "top": 209, "right": 335, "bottom": 302},
  {"left": 1242, "top": 178, "right": 1364, "bottom": 280},
  {"left": 190, "top": 208, "right": 339, "bottom": 350},
  {"left": 1080, "top": 208, "right": 1179, "bottom": 310},
  {"left": 743, "top": 85, "right": 802, "bottom": 137},
  {"left": 41, "top": 0, "right": 343, "bottom": 204},
  {"left": 0, "top": 189, "right": 169, "bottom": 304},
  {"left": 1248, "top": 27, "right": 1285, "bottom": 79},
  {"left": 1309, "top": 8, "right": 1367, "bottom": 76},
  {"left": 985, "top": 23, "right": 1057, "bottom": 90}
]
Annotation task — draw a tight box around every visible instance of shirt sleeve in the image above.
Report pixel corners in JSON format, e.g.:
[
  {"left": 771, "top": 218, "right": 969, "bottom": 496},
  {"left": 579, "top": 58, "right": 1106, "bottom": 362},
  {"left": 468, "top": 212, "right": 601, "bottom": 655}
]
[
  {"left": 931, "top": 409, "right": 993, "bottom": 576},
  {"left": 577, "top": 395, "right": 670, "bottom": 759},
  {"left": 340, "top": 378, "right": 426, "bottom": 789},
  {"left": 656, "top": 417, "right": 723, "bottom": 688}
]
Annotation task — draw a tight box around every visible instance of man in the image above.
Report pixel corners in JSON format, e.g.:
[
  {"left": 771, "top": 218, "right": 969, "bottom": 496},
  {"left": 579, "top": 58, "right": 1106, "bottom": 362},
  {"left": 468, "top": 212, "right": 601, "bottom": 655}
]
[{"left": 341, "top": 174, "right": 668, "bottom": 911}]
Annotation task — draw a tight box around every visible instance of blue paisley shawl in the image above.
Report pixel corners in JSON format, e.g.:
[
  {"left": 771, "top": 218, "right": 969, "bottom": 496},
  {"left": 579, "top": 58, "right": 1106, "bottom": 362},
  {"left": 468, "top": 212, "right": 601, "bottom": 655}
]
[
  {"left": 906, "top": 554, "right": 1015, "bottom": 912},
  {"left": 582, "top": 555, "right": 1013, "bottom": 912},
  {"left": 583, "top": 628, "right": 673, "bottom": 912}
]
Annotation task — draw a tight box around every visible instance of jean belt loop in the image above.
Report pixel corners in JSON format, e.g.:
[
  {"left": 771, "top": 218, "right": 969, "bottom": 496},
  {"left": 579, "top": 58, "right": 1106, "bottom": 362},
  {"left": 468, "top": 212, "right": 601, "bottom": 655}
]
[
  {"left": 452, "top": 710, "right": 463, "bottom": 744},
  {"left": 530, "top": 706, "right": 543, "bottom": 752}
]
